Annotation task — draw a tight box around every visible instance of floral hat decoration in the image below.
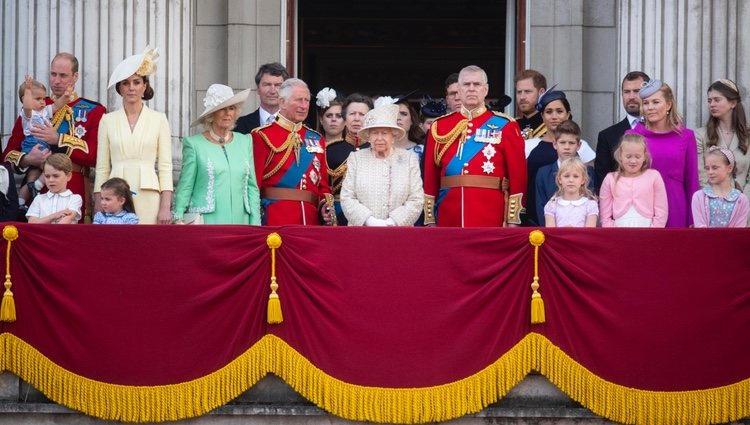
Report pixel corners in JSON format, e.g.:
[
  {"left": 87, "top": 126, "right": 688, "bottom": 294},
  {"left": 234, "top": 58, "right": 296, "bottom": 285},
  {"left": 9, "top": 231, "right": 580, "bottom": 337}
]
[{"left": 107, "top": 46, "right": 159, "bottom": 89}]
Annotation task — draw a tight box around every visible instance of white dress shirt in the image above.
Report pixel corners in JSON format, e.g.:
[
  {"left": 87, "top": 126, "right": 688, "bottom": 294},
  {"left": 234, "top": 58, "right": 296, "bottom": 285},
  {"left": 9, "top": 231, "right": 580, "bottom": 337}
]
[{"left": 26, "top": 190, "right": 82, "bottom": 223}]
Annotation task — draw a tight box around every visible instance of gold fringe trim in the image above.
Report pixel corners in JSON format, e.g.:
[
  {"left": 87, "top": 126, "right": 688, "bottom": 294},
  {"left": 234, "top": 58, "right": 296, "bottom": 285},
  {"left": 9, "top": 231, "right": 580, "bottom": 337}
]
[
  {"left": 0, "top": 332, "right": 748, "bottom": 424},
  {"left": 529, "top": 332, "right": 750, "bottom": 425}
]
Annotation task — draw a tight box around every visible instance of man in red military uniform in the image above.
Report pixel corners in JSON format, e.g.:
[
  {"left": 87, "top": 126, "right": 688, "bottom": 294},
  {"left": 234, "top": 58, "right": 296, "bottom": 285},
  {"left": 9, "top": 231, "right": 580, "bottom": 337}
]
[
  {"left": 252, "top": 78, "right": 333, "bottom": 225},
  {"left": 4, "top": 52, "right": 105, "bottom": 221},
  {"left": 423, "top": 65, "right": 527, "bottom": 227}
]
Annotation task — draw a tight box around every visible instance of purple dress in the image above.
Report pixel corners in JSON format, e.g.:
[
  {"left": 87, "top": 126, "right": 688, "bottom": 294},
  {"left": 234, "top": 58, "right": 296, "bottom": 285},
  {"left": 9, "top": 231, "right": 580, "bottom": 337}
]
[{"left": 627, "top": 124, "right": 700, "bottom": 227}]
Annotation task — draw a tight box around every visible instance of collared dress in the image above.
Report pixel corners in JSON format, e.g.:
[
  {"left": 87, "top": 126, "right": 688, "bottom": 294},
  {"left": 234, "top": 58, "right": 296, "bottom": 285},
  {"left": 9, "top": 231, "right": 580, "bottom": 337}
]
[
  {"left": 695, "top": 127, "right": 750, "bottom": 206},
  {"left": 3, "top": 95, "right": 106, "bottom": 221},
  {"left": 543, "top": 196, "right": 599, "bottom": 227},
  {"left": 423, "top": 107, "right": 527, "bottom": 227},
  {"left": 93, "top": 210, "right": 140, "bottom": 224},
  {"left": 340, "top": 147, "right": 424, "bottom": 226},
  {"left": 95, "top": 105, "right": 173, "bottom": 224},
  {"left": 252, "top": 115, "right": 331, "bottom": 225},
  {"left": 173, "top": 132, "right": 260, "bottom": 225},
  {"left": 26, "top": 189, "right": 82, "bottom": 223},
  {"left": 691, "top": 186, "right": 749, "bottom": 228}
]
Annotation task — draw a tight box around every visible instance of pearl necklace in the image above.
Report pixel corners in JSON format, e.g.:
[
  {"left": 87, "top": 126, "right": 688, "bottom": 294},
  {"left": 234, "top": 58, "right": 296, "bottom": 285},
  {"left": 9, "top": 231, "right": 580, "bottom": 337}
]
[{"left": 209, "top": 129, "right": 231, "bottom": 144}]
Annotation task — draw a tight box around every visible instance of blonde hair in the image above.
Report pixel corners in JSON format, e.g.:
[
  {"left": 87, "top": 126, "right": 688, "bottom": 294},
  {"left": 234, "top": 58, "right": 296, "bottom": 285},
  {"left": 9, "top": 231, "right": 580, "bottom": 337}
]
[
  {"left": 18, "top": 79, "right": 47, "bottom": 102},
  {"left": 644, "top": 82, "right": 684, "bottom": 133},
  {"left": 553, "top": 157, "right": 596, "bottom": 200}
]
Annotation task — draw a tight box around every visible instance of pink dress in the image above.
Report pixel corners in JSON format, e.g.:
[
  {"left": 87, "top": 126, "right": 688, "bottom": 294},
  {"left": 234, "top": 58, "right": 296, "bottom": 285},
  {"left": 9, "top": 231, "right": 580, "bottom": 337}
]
[{"left": 598, "top": 169, "right": 668, "bottom": 227}]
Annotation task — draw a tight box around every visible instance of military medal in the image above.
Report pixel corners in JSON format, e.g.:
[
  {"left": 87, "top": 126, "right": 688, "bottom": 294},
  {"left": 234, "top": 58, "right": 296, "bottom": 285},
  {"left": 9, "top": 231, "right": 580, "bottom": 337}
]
[
  {"left": 482, "top": 144, "right": 496, "bottom": 160},
  {"left": 74, "top": 124, "right": 87, "bottom": 138},
  {"left": 309, "top": 169, "right": 319, "bottom": 185},
  {"left": 482, "top": 160, "right": 495, "bottom": 174},
  {"left": 313, "top": 157, "right": 321, "bottom": 172}
]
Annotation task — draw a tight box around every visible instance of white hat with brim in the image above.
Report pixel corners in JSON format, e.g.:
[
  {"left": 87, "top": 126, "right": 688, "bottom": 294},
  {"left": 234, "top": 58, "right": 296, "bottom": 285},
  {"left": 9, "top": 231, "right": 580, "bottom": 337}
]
[
  {"left": 357, "top": 104, "right": 406, "bottom": 141},
  {"left": 107, "top": 46, "right": 159, "bottom": 89},
  {"left": 191, "top": 84, "right": 251, "bottom": 127}
]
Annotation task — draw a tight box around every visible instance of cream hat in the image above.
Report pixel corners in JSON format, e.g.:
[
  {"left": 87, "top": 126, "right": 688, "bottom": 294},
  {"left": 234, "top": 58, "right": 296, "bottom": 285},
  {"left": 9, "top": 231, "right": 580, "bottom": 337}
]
[
  {"left": 192, "top": 84, "right": 251, "bottom": 127},
  {"left": 357, "top": 104, "right": 406, "bottom": 141},
  {"left": 107, "top": 46, "right": 159, "bottom": 89}
]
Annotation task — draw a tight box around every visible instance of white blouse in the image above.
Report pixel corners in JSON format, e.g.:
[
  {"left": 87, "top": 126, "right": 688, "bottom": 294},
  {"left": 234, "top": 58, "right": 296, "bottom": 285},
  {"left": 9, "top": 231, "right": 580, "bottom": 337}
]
[{"left": 340, "top": 148, "right": 424, "bottom": 226}]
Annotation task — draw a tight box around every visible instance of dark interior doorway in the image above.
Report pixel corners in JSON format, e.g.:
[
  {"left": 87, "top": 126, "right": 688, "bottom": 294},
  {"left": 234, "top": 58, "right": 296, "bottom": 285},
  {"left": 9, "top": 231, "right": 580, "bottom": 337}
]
[{"left": 298, "top": 0, "right": 509, "bottom": 101}]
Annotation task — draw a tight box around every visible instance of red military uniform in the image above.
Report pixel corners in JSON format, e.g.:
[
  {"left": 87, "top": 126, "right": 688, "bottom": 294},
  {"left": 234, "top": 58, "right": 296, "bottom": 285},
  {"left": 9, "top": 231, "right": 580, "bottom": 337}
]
[
  {"left": 252, "top": 115, "right": 331, "bottom": 225},
  {"left": 3, "top": 95, "right": 105, "bottom": 220},
  {"left": 423, "top": 106, "right": 527, "bottom": 227}
]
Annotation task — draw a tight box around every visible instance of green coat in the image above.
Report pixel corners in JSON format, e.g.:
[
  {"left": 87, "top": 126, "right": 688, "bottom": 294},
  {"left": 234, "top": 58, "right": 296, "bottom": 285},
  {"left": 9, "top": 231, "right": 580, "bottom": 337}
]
[{"left": 173, "top": 132, "right": 261, "bottom": 224}]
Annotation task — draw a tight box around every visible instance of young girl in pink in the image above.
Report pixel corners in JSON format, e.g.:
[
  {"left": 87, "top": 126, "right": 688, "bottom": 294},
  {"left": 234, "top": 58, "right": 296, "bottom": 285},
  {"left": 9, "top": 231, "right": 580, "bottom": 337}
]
[
  {"left": 544, "top": 157, "right": 598, "bottom": 227},
  {"left": 691, "top": 147, "right": 749, "bottom": 227},
  {"left": 599, "top": 134, "right": 668, "bottom": 227}
]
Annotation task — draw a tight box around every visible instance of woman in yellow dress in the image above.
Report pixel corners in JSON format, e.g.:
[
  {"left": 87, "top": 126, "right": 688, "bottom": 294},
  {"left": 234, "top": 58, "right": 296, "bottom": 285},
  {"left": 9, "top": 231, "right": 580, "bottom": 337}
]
[{"left": 95, "top": 46, "right": 173, "bottom": 224}]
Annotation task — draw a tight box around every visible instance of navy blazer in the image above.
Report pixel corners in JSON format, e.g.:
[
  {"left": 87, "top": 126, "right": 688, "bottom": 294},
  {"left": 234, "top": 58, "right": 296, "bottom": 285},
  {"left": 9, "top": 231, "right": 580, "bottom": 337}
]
[
  {"left": 535, "top": 161, "right": 596, "bottom": 225},
  {"left": 594, "top": 117, "right": 631, "bottom": 193},
  {"left": 234, "top": 108, "right": 261, "bottom": 134}
]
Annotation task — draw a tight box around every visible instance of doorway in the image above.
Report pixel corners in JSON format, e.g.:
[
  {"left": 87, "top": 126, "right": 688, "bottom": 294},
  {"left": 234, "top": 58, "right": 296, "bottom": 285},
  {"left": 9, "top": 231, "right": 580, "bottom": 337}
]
[{"left": 298, "top": 0, "right": 510, "bottom": 101}]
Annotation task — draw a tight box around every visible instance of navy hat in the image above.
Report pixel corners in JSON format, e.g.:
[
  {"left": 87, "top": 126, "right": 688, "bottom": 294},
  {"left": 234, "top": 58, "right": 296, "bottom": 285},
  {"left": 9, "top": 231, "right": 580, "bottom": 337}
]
[
  {"left": 420, "top": 97, "right": 447, "bottom": 118},
  {"left": 488, "top": 94, "right": 513, "bottom": 112},
  {"left": 535, "top": 84, "right": 567, "bottom": 112},
  {"left": 639, "top": 79, "right": 663, "bottom": 99}
]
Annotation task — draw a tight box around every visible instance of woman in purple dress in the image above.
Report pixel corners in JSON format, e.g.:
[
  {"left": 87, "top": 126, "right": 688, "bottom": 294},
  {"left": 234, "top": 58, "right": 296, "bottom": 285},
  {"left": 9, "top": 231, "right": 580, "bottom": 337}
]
[{"left": 627, "top": 80, "right": 699, "bottom": 227}]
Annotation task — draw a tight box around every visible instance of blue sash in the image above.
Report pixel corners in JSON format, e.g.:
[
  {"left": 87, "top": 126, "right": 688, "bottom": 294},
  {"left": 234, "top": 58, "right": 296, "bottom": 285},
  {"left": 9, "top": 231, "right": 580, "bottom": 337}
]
[{"left": 275, "top": 130, "right": 320, "bottom": 189}]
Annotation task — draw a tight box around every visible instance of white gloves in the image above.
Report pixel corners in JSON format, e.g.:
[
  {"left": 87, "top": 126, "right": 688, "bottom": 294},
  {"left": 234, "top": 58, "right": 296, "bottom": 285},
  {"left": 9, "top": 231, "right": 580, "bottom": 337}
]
[{"left": 365, "top": 217, "right": 397, "bottom": 227}]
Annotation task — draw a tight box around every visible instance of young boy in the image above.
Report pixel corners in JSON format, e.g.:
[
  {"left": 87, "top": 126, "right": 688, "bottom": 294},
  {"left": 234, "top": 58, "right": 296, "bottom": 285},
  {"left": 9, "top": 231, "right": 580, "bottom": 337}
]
[
  {"left": 26, "top": 154, "right": 82, "bottom": 224},
  {"left": 17, "top": 75, "right": 73, "bottom": 205},
  {"left": 534, "top": 120, "right": 596, "bottom": 225}
]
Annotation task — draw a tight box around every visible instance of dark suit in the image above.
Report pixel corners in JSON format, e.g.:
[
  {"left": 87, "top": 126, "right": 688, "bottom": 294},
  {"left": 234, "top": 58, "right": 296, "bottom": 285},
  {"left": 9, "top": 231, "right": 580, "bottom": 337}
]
[
  {"left": 594, "top": 117, "right": 631, "bottom": 193},
  {"left": 234, "top": 108, "right": 261, "bottom": 134}
]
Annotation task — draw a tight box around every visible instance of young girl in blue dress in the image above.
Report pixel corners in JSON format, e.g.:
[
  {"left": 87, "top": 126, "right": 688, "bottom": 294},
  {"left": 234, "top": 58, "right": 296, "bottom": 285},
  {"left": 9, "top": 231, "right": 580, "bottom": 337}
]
[
  {"left": 544, "top": 157, "right": 599, "bottom": 227},
  {"left": 691, "top": 147, "right": 749, "bottom": 227},
  {"left": 93, "top": 178, "right": 139, "bottom": 224}
]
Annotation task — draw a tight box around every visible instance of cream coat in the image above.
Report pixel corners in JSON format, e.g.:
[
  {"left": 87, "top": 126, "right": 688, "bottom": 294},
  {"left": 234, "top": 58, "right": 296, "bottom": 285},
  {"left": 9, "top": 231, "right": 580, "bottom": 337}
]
[
  {"left": 340, "top": 147, "right": 424, "bottom": 226},
  {"left": 95, "top": 105, "right": 173, "bottom": 223}
]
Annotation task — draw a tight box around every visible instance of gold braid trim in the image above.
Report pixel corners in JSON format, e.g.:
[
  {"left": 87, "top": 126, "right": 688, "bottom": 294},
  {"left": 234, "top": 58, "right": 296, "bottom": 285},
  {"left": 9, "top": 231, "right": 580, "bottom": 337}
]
[
  {"left": 431, "top": 119, "right": 468, "bottom": 166},
  {"left": 327, "top": 162, "right": 348, "bottom": 194},
  {"left": 257, "top": 130, "right": 301, "bottom": 181},
  {"left": 1, "top": 332, "right": 749, "bottom": 424},
  {"left": 50, "top": 105, "right": 73, "bottom": 130}
]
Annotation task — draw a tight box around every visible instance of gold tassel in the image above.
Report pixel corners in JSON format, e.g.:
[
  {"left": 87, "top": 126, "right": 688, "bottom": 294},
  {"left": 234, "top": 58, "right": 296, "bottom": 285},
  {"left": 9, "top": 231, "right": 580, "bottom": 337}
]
[
  {"left": 266, "top": 232, "right": 283, "bottom": 324},
  {"left": 528, "top": 230, "right": 546, "bottom": 324},
  {"left": 1, "top": 225, "right": 19, "bottom": 322}
]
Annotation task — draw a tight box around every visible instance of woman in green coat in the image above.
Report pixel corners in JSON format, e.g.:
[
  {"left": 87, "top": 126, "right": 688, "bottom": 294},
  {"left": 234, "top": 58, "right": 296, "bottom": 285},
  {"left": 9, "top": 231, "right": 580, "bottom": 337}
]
[{"left": 173, "top": 84, "right": 261, "bottom": 224}]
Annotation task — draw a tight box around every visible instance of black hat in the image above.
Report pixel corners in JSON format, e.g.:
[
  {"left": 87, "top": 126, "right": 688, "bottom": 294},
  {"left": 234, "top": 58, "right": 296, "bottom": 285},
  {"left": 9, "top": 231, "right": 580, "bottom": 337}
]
[
  {"left": 420, "top": 97, "right": 447, "bottom": 118},
  {"left": 487, "top": 94, "right": 513, "bottom": 112},
  {"left": 535, "top": 84, "right": 567, "bottom": 112}
]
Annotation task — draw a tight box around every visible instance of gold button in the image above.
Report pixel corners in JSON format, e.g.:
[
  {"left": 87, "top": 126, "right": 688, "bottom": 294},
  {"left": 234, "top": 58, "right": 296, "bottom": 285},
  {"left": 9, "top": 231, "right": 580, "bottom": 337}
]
[
  {"left": 463, "top": 170, "right": 469, "bottom": 174},
  {"left": 466, "top": 129, "right": 472, "bottom": 134},
  {"left": 468, "top": 122, "right": 474, "bottom": 127}
]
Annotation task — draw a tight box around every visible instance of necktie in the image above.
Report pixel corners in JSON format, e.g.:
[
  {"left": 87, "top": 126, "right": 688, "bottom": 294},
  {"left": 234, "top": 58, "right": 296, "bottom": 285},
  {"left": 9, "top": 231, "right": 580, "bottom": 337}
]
[{"left": 265, "top": 115, "right": 275, "bottom": 124}]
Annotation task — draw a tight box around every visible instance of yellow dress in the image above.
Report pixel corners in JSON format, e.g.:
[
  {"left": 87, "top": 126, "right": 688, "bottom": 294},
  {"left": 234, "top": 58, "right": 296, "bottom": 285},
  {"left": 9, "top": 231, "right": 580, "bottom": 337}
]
[{"left": 95, "top": 105, "right": 173, "bottom": 224}]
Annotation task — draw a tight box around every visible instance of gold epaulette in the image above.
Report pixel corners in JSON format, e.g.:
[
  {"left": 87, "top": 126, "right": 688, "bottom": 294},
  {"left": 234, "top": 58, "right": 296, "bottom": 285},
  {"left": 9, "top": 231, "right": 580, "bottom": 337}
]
[
  {"left": 531, "top": 124, "right": 548, "bottom": 139},
  {"left": 302, "top": 125, "right": 322, "bottom": 139},
  {"left": 423, "top": 195, "right": 436, "bottom": 225},
  {"left": 492, "top": 111, "right": 516, "bottom": 121},
  {"left": 251, "top": 122, "right": 273, "bottom": 133}
]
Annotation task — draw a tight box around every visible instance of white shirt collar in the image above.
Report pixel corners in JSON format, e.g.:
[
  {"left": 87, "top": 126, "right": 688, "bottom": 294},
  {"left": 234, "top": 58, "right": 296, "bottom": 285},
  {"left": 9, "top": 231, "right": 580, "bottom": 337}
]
[
  {"left": 556, "top": 197, "right": 587, "bottom": 206},
  {"left": 44, "top": 189, "right": 73, "bottom": 199},
  {"left": 259, "top": 107, "right": 277, "bottom": 125},
  {"left": 627, "top": 114, "right": 640, "bottom": 129}
]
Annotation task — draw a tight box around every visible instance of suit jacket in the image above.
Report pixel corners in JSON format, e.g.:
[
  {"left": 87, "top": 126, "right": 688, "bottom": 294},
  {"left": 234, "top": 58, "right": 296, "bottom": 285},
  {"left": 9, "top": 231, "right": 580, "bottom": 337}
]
[
  {"left": 595, "top": 117, "right": 631, "bottom": 193},
  {"left": 234, "top": 108, "right": 261, "bottom": 134}
]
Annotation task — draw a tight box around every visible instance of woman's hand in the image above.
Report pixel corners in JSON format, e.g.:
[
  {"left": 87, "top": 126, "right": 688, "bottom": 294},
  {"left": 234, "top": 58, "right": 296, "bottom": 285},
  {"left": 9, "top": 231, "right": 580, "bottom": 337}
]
[{"left": 157, "top": 206, "right": 172, "bottom": 224}]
